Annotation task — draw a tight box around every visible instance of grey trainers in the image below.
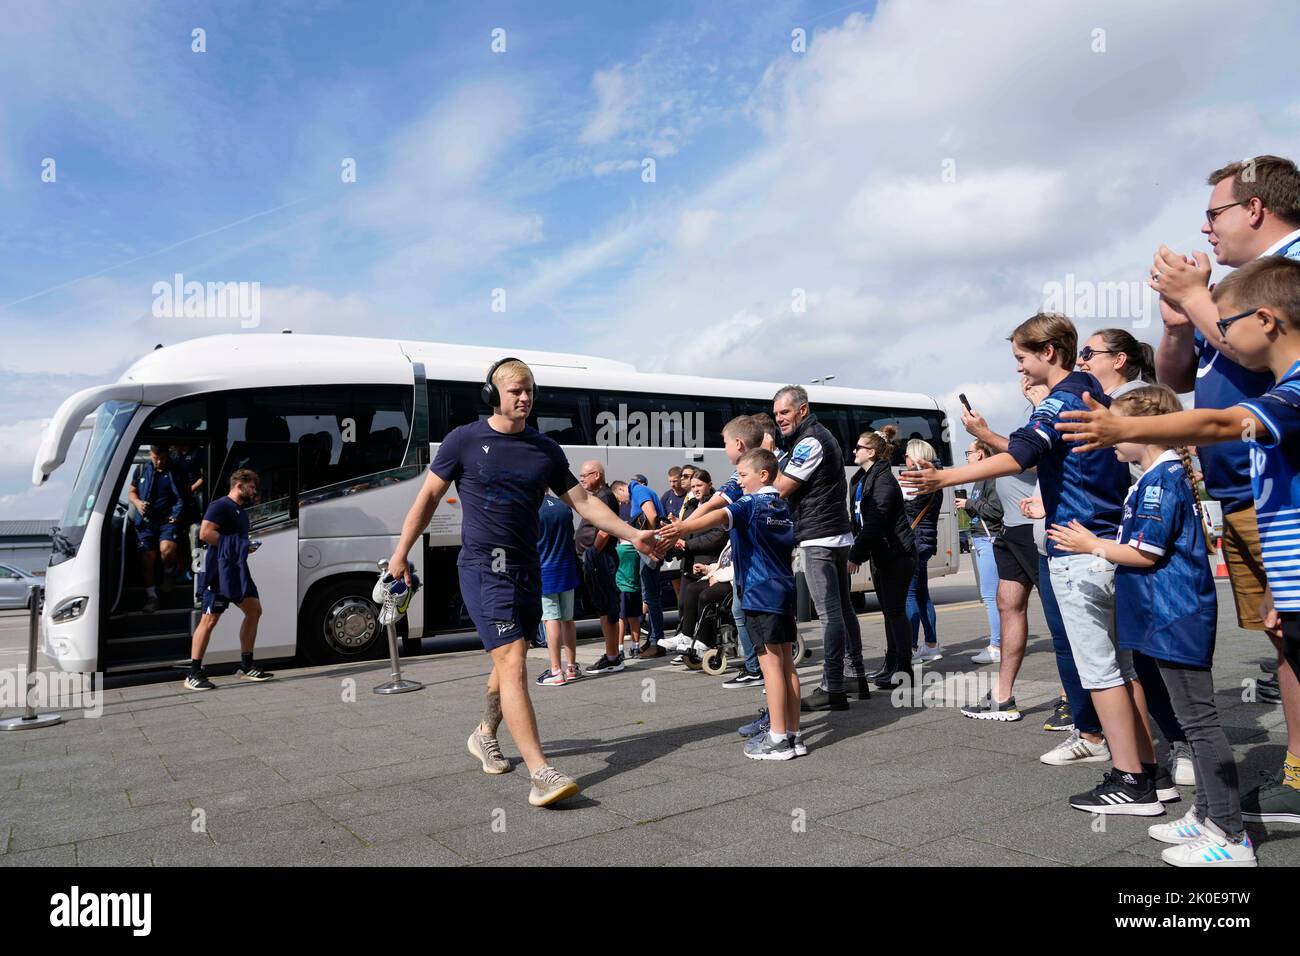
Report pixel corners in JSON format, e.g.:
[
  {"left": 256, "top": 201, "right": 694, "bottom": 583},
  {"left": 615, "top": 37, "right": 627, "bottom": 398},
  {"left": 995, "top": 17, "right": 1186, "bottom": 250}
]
[
  {"left": 467, "top": 726, "right": 511, "bottom": 775},
  {"left": 528, "top": 765, "right": 580, "bottom": 806},
  {"left": 744, "top": 732, "right": 796, "bottom": 761},
  {"left": 960, "top": 691, "right": 1021, "bottom": 721}
]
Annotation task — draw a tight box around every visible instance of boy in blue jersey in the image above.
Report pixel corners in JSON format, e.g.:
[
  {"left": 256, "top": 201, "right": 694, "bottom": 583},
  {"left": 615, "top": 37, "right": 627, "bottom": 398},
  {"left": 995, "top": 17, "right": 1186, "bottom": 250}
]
[
  {"left": 904, "top": 314, "right": 1172, "bottom": 815},
  {"left": 1060, "top": 255, "right": 1300, "bottom": 825},
  {"left": 678, "top": 415, "right": 766, "bottom": 686},
  {"left": 661, "top": 449, "right": 803, "bottom": 760},
  {"left": 389, "top": 358, "right": 661, "bottom": 807},
  {"left": 536, "top": 494, "right": 580, "bottom": 686}
]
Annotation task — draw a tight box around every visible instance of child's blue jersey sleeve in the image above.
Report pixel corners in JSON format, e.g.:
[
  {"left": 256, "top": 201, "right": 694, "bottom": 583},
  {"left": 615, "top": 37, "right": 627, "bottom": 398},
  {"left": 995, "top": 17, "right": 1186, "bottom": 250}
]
[
  {"left": 1006, "top": 395, "right": 1070, "bottom": 470},
  {"left": 724, "top": 494, "right": 754, "bottom": 528},
  {"left": 1122, "top": 468, "right": 1183, "bottom": 556},
  {"left": 1239, "top": 380, "right": 1300, "bottom": 449},
  {"left": 719, "top": 470, "right": 743, "bottom": 503}
]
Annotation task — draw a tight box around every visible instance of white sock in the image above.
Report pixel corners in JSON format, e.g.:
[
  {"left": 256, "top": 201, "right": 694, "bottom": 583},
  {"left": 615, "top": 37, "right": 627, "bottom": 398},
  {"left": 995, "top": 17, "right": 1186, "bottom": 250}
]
[
  {"left": 768, "top": 730, "right": 784, "bottom": 744},
  {"left": 146, "top": 587, "right": 158, "bottom": 598}
]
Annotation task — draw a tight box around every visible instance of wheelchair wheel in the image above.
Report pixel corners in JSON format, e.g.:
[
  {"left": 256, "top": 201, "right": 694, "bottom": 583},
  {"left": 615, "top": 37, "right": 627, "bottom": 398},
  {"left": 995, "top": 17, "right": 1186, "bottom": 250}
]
[
  {"left": 701, "top": 647, "right": 728, "bottom": 676},
  {"left": 684, "top": 651, "right": 704, "bottom": 671},
  {"left": 793, "top": 632, "right": 810, "bottom": 664}
]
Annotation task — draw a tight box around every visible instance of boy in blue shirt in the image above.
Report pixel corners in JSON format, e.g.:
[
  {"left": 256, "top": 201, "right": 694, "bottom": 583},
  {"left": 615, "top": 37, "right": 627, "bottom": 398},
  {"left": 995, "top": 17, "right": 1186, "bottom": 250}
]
[
  {"left": 536, "top": 494, "right": 580, "bottom": 686},
  {"left": 661, "top": 449, "right": 803, "bottom": 760},
  {"left": 1058, "top": 255, "right": 1300, "bottom": 827}
]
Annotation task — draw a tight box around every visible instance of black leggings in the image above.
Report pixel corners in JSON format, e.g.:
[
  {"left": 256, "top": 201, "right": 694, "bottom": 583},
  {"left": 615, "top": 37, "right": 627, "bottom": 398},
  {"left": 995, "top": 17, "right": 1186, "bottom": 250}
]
[
  {"left": 1156, "top": 659, "right": 1243, "bottom": 839},
  {"left": 872, "top": 554, "right": 915, "bottom": 669},
  {"left": 1282, "top": 613, "right": 1300, "bottom": 685},
  {"left": 678, "top": 576, "right": 709, "bottom": 637},
  {"left": 1133, "top": 650, "right": 1187, "bottom": 746},
  {"left": 689, "top": 581, "right": 733, "bottom": 647}
]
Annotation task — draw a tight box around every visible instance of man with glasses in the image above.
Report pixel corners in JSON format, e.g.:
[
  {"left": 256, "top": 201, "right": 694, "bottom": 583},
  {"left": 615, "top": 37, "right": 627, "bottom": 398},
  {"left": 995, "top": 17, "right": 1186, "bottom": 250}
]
[{"left": 1153, "top": 155, "right": 1300, "bottom": 825}]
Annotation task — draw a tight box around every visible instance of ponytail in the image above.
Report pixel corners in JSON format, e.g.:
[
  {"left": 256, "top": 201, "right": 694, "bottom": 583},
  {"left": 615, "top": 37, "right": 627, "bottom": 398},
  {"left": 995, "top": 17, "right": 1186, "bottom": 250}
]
[{"left": 1097, "top": 328, "right": 1156, "bottom": 383}]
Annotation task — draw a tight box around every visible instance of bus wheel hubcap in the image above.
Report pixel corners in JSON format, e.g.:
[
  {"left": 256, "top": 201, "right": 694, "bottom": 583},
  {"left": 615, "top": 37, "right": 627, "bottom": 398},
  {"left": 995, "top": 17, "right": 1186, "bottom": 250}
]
[{"left": 326, "top": 599, "right": 377, "bottom": 652}]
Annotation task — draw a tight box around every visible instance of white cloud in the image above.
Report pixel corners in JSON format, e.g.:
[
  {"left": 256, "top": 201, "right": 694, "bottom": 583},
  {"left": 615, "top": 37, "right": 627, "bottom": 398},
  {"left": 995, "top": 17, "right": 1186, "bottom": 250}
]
[{"left": 580, "top": 66, "right": 639, "bottom": 145}]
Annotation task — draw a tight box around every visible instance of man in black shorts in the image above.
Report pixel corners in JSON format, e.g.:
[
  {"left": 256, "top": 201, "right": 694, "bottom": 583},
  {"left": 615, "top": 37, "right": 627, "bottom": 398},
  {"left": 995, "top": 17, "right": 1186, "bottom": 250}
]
[
  {"left": 389, "top": 358, "right": 660, "bottom": 807},
  {"left": 575, "top": 460, "right": 626, "bottom": 675},
  {"left": 186, "top": 468, "right": 272, "bottom": 689}
]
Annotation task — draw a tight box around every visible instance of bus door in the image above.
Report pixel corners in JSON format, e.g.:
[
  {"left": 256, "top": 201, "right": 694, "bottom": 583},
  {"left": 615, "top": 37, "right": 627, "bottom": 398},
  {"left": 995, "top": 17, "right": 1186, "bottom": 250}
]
[{"left": 198, "top": 440, "right": 299, "bottom": 663}]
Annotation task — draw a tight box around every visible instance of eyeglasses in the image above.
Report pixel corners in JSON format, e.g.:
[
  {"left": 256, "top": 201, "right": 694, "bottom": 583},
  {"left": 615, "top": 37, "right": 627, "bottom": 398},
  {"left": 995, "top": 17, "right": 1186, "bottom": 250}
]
[
  {"left": 1078, "top": 347, "right": 1117, "bottom": 361},
  {"left": 1216, "top": 307, "right": 1259, "bottom": 339},
  {"left": 964, "top": 451, "right": 980, "bottom": 458},
  {"left": 854, "top": 444, "right": 871, "bottom": 452},
  {"left": 1206, "top": 201, "right": 1246, "bottom": 225}
]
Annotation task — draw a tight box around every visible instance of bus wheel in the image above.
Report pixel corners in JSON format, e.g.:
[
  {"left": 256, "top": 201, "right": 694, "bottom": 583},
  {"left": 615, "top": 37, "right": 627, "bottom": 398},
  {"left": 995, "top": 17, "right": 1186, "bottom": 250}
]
[{"left": 302, "top": 578, "right": 384, "bottom": 665}]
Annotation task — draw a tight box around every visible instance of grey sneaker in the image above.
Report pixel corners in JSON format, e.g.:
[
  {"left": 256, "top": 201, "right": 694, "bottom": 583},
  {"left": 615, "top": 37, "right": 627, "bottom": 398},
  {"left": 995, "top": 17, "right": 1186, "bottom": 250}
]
[
  {"left": 467, "top": 726, "right": 511, "bottom": 775},
  {"left": 960, "top": 691, "right": 1021, "bottom": 721},
  {"left": 528, "top": 765, "right": 580, "bottom": 806},
  {"left": 787, "top": 732, "right": 808, "bottom": 757},
  {"left": 1171, "top": 741, "right": 1196, "bottom": 787},
  {"left": 744, "top": 732, "right": 796, "bottom": 761}
]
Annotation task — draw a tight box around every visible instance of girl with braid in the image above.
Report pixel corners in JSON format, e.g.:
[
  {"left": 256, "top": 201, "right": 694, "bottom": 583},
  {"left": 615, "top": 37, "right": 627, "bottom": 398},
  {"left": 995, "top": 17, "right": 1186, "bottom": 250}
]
[{"left": 1048, "top": 385, "right": 1255, "bottom": 865}]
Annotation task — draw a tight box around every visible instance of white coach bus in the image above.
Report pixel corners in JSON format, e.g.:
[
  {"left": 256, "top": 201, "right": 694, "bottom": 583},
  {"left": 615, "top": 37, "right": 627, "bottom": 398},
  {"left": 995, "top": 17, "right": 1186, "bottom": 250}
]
[{"left": 32, "top": 334, "right": 958, "bottom": 675}]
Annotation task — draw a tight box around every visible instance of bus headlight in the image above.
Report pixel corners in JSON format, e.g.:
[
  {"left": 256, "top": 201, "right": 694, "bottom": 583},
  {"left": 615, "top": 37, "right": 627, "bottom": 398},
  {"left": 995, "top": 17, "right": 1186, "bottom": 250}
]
[{"left": 52, "top": 596, "right": 88, "bottom": 623}]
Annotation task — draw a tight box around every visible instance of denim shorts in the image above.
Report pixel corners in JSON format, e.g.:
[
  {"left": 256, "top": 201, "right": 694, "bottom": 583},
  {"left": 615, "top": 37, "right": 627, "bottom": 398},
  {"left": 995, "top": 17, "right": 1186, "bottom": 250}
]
[{"left": 1047, "top": 552, "right": 1135, "bottom": 690}]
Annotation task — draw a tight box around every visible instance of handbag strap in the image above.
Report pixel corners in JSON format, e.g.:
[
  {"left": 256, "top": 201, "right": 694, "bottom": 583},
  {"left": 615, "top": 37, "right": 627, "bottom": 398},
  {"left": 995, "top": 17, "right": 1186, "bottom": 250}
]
[{"left": 909, "top": 498, "right": 935, "bottom": 531}]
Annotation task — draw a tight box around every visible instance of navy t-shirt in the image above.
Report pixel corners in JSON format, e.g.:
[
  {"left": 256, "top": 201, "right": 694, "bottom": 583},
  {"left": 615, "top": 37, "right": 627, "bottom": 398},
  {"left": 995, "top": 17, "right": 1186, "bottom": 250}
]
[
  {"left": 431, "top": 420, "right": 578, "bottom": 573},
  {"left": 131, "top": 463, "right": 184, "bottom": 525},
  {"left": 724, "top": 487, "right": 796, "bottom": 614},
  {"left": 1114, "top": 452, "right": 1217, "bottom": 667},
  {"left": 1006, "top": 371, "right": 1131, "bottom": 557},
  {"left": 537, "top": 495, "right": 579, "bottom": 594},
  {"left": 201, "top": 496, "right": 252, "bottom": 596},
  {"left": 660, "top": 489, "right": 686, "bottom": 519}
]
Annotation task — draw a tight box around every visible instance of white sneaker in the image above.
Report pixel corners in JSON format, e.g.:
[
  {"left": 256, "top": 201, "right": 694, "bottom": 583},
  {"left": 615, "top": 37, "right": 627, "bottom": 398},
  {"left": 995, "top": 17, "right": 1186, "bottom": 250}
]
[
  {"left": 1160, "top": 819, "right": 1257, "bottom": 867},
  {"left": 657, "top": 634, "right": 681, "bottom": 650},
  {"left": 911, "top": 645, "right": 943, "bottom": 664},
  {"left": 691, "top": 639, "right": 708, "bottom": 654},
  {"left": 1170, "top": 742, "right": 1196, "bottom": 787},
  {"left": 1040, "top": 730, "right": 1111, "bottom": 766},
  {"left": 971, "top": 645, "right": 1001, "bottom": 665},
  {"left": 1148, "top": 809, "right": 1208, "bottom": 845}
]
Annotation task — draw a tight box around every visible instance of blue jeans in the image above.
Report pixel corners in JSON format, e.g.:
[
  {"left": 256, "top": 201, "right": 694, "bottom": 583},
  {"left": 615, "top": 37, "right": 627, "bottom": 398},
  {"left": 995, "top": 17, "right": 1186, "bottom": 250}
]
[
  {"left": 640, "top": 559, "right": 664, "bottom": 644},
  {"left": 971, "top": 535, "right": 1000, "bottom": 645},
  {"left": 1039, "top": 554, "right": 1101, "bottom": 735},
  {"left": 732, "top": 588, "right": 758, "bottom": 675},
  {"left": 906, "top": 549, "right": 937, "bottom": 647}
]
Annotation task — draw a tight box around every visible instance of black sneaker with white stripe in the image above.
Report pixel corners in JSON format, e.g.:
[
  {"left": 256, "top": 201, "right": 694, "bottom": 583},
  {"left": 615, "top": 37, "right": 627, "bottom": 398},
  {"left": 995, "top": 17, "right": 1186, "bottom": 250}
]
[{"left": 1070, "top": 770, "right": 1164, "bottom": 816}]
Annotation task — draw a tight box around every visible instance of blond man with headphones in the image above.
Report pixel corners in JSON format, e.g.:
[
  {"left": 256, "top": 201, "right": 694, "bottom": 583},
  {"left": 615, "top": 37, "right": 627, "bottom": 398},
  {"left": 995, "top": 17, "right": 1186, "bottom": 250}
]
[{"left": 389, "top": 358, "right": 661, "bottom": 807}]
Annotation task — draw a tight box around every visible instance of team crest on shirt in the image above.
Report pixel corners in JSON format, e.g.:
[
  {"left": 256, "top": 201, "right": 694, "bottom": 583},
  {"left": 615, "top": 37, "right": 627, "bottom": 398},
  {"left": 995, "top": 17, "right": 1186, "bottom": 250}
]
[
  {"left": 1036, "top": 397, "right": 1064, "bottom": 419},
  {"left": 1142, "top": 486, "right": 1162, "bottom": 507},
  {"left": 790, "top": 440, "right": 815, "bottom": 466}
]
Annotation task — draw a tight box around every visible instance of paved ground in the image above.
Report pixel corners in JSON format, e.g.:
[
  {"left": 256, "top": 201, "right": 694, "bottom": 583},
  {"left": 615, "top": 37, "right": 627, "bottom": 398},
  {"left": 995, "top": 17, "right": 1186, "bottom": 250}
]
[{"left": 1, "top": 571, "right": 1296, "bottom": 867}]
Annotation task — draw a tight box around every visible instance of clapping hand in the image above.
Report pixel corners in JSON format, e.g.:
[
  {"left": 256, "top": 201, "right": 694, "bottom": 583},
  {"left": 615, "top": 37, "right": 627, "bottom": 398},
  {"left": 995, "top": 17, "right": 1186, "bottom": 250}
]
[{"left": 1054, "top": 392, "right": 1123, "bottom": 452}]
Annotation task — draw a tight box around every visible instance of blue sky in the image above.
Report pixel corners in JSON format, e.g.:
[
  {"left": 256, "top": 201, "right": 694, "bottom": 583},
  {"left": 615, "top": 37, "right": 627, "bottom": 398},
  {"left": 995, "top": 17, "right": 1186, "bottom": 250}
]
[{"left": 3, "top": 0, "right": 1300, "bottom": 518}]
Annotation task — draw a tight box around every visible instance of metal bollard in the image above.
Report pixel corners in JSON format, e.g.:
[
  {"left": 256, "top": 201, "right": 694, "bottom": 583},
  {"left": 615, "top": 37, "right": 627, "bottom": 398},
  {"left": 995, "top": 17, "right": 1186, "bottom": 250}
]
[
  {"left": 373, "top": 561, "right": 423, "bottom": 695},
  {"left": 0, "top": 586, "right": 63, "bottom": 731}
]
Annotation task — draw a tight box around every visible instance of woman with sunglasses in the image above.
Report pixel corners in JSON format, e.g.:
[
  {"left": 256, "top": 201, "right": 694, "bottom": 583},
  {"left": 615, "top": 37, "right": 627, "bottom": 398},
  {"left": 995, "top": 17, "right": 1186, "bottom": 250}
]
[{"left": 848, "top": 426, "right": 918, "bottom": 688}]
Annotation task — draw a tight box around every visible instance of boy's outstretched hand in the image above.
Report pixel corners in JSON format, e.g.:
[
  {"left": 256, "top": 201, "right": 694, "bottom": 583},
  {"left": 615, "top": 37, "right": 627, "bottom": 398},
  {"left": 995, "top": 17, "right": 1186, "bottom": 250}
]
[
  {"left": 1046, "top": 519, "right": 1100, "bottom": 555},
  {"left": 1054, "top": 392, "right": 1124, "bottom": 452},
  {"left": 632, "top": 528, "right": 667, "bottom": 559},
  {"left": 654, "top": 522, "right": 684, "bottom": 548},
  {"left": 899, "top": 458, "right": 942, "bottom": 494}
]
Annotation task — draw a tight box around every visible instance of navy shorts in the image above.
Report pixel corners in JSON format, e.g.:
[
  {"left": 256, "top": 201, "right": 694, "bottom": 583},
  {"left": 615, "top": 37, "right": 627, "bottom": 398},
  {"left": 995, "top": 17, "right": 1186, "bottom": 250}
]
[
  {"left": 136, "top": 520, "right": 179, "bottom": 550},
  {"left": 581, "top": 546, "right": 620, "bottom": 619},
  {"left": 618, "top": 589, "right": 642, "bottom": 622},
  {"left": 459, "top": 562, "right": 543, "bottom": 652},
  {"left": 201, "top": 580, "right": 258, "bottom": 616}
]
